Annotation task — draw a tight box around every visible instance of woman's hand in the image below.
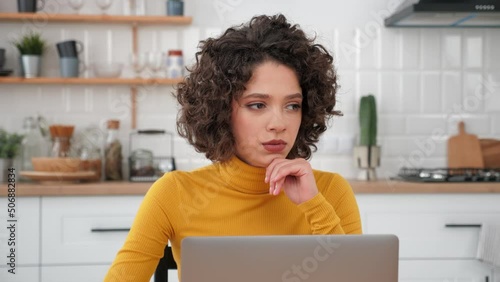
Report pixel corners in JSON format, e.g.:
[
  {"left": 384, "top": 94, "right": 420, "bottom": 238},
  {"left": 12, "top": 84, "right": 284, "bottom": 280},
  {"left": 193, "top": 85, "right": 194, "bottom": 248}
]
[{"left": 265, "top": 158, "right": 318, "bottom": 205}]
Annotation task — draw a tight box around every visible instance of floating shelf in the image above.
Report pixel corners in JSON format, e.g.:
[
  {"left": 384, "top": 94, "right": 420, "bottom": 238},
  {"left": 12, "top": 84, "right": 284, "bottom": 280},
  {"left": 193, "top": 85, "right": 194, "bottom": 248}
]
[
  {"left": 0, "top": 77, "right": 183, "bottom": 85},
  {"left": 0, "top": 12, "right": 192, "bottom": 25},
  {"left": 0, "top": 12, "right": 190, "bottom": 129}
]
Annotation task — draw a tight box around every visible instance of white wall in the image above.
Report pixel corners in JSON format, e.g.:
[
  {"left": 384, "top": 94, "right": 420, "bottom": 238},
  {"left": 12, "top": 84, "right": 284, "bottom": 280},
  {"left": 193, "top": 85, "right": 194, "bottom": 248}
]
[{"left": 0, "top": 0, "right": 499, "bottom": 179}]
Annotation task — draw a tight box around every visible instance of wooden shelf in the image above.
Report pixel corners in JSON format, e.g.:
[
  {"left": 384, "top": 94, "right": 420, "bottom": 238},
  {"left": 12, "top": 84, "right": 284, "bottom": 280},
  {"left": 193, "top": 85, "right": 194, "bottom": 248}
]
[
  {"left": 0, "top": 12, "right": 191, "bottom": 129},
  {"left": 0, "top": 12, "right": 192, "bottom": 25},
  {"left": 0, "top": 77, "right": 183, "bottom": 85}
]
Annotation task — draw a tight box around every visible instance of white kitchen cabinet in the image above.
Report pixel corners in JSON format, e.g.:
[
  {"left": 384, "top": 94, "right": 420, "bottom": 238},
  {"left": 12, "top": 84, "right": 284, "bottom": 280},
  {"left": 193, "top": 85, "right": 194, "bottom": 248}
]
[
  {"left": 41, "top": 196, "right": 142, "bottom": 265},
  {"left": 0, "top": 197, "right": 40, "bottom": 266},
  {"left": 0, "top": 194, "right": 165, "bottom": 282},
  {"left": 399, "top": 260, "right": 492, "bottom": 282},
  {"left": 0, "top": 266, "right": 39, "bottom": 282},
  {"left": 365, "top": 211, "right": 500, "bottom": 258},
  {"left": 37, "top": 195, "right": 160, "bottom": 282},
  {"left": 356, "top": 194, "right": 500, "bottom": 282},
  {"left": 40, "top": 265, "right": 155, "bottom": 282}
]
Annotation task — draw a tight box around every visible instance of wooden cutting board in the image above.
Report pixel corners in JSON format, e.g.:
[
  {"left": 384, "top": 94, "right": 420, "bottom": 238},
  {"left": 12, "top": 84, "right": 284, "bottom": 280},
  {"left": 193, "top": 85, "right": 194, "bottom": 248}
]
[
  {"left": 479, "top": 138, "right": 500, "bottom": 168},
  {"left": 447, "top": 121, "right": 484, "bottom": 169}
]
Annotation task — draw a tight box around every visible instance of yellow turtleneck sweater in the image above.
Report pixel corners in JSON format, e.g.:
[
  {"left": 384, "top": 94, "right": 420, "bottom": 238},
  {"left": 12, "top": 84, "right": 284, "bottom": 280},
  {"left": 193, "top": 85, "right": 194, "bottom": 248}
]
[{"left": 104, "top": 156, "right": 362, "bottom": 281}]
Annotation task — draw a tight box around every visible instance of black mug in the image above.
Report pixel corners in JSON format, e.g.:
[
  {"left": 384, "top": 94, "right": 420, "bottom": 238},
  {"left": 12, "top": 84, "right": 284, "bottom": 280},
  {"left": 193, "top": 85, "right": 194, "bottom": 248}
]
[
  {"left": 0, "top": 48, "right": 5, "bottom": 70},
  {"left": 56, "top": 40, "right": 84, "bottom": 58},
  {"left": 17, "top": 0, "right": 45, "bottom": 13}
]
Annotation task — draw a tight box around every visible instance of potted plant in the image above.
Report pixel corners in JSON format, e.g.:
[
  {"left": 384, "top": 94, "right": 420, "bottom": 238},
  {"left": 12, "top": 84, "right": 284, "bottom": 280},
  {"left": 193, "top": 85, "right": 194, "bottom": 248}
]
[
  {"left": 0, "top": 129, "right": 24, "bottom": 183},
  {"left": 12, "top": 31, "right": 47, "bottom": 78},
  {"left": 353, "top": 94, "right": 380, "bottom": 180}
]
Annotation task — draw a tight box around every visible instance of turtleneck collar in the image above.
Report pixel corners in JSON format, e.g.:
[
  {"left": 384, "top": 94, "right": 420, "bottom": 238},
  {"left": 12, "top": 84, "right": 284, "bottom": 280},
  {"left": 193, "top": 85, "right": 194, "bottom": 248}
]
[{"left": 217, "top": 155, "right": 270, "bottom": 195}]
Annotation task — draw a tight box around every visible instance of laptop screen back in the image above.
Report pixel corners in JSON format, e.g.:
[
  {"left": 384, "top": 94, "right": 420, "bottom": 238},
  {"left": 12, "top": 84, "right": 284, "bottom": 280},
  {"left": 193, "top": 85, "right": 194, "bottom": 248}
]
[{"left": 181, "top": 234, "right": 399, "bottom": 282}]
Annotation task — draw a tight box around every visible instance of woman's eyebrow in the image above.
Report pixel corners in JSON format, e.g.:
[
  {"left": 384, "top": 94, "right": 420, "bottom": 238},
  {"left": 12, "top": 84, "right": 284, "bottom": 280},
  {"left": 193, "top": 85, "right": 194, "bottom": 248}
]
[
  {"left": 286, "top": 93, "right": 303, "bottom": 100},
  {"left": 241, "top": 93, "right": 303, "bottom": 100},
  {"left": 242, "top": 93, "right": 270, "bottom": 99}
]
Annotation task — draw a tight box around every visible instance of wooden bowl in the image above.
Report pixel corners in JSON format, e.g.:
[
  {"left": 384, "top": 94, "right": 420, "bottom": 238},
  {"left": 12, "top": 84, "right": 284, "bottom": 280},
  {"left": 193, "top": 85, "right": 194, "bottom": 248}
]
[{"left": 31, "top": 157, "right": 83, "bottom": 173}]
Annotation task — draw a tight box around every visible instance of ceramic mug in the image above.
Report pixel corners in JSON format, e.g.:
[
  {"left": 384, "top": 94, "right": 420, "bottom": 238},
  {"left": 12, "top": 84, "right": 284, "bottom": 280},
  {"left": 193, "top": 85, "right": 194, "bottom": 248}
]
[
  {"left": 17, "top": 0, "right": 45, "bottom": 13},
  {"left": 166, "top": 1, "right": 184, "bottom": 16},
  {"left": 0, "top": 48, "right": 5, "bottom": 70},
  {"left": 56, "top": 40, "right": 84, "bottom": 58},
  {"left": 59, "top": 57, "right": 85, "bottom": 77}
]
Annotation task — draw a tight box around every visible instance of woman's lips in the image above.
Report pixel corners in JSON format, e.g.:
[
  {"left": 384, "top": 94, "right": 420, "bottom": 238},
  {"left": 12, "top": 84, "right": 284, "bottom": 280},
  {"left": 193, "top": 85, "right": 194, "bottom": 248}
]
[{"left": 262, "top": 140, "right": 287, "bottom": 153}]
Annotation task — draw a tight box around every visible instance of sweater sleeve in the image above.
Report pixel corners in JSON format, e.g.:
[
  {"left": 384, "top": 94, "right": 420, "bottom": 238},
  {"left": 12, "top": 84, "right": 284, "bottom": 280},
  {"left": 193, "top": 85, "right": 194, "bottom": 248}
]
[
  {"left": 104, "top": 176, "right": 176, "bottom": 282},
  {"left": 297, "top": 173, "right": 362, "bottom": 235}
]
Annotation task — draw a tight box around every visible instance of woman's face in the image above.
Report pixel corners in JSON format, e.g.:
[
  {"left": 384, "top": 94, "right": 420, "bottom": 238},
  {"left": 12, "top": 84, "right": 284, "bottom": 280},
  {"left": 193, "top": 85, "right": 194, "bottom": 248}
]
[{"left": 231, "top": 61, "right": 302, "bottom": 167}]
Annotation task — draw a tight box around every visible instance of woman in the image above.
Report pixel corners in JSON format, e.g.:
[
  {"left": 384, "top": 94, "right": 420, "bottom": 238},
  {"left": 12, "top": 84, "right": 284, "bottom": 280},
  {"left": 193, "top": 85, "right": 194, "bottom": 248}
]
[{"left": 104, "top": 13, "right": 362, "bottom": 282}]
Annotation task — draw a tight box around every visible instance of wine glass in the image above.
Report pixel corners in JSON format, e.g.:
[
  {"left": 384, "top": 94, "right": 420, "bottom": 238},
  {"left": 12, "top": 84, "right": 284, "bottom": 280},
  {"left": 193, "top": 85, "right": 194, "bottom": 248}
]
[
  {"left": 147, "top": 52, "right": 165, "bottom": 78},
  {"left": 130, "top": 52, "right": 147, "bottom": 78},
  {"left": 68, "top": 0, "right": 84, "bottom": 14},
  {"left": 95, "top": 0, "right": 113, "bottom": 15}
]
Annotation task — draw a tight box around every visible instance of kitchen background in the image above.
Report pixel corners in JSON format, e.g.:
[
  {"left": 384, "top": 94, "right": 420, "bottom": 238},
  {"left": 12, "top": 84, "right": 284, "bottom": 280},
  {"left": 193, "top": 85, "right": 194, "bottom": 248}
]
[{"left": 0, "top": 0, "right": 499, "bottom": 179}]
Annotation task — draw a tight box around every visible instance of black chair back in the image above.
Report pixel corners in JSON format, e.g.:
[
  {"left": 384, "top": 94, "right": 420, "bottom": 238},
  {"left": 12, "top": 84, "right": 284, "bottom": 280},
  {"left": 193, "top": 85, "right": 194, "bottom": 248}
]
[{"left": 154, "top": 246, "right": 177, "bottom": 282}]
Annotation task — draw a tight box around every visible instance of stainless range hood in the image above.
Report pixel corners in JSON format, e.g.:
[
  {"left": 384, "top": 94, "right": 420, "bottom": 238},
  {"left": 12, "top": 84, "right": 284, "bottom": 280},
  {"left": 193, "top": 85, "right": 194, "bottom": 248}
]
[{"left": 385, "top": 0, "right": 500, "bottom": 27}]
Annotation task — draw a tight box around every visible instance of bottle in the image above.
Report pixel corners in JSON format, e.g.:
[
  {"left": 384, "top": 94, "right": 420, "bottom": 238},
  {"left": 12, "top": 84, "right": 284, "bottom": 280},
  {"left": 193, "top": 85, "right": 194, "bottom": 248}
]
[
  {"left": 104, "top": 120, "right": 123, "bottom": 180},
  {"left": 166, "top": 50, "right": 184, "bottom": 79},
  {"left": 78, "top": 126, "right": 103, "bottom": 180},
  {"left": 20, "top": 117, "right": 46, "bottom": 172},
  {"left": 50, "top": 136, "right": 71, "bottom": 157}
]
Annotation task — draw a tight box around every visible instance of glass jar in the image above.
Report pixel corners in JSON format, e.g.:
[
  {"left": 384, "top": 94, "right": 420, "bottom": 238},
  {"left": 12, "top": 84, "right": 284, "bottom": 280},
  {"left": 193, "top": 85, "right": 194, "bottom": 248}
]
[
  {"left": 21, "top": 116, "right": 47, "bottom": 170},
  {"left": 123, "top": 0, "right": 145, "bottom": 15},
  {"left": 130, "top": 149, "right": 155, "bottom": 177},
  {"left": 166, "top": 50, "right": 184, "bottom": 79},
  {"left": 50, "top": 136, "right": 71, "bottom": 158},
  {"left": 104, "top": 120, "right": 123, "bottom": 180}
]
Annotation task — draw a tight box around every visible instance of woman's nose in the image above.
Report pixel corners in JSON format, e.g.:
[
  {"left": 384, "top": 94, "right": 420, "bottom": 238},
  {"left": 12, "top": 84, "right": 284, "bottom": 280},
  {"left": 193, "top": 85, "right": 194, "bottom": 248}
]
[{"left": 266, "top": 110, "right": 286, "bottom": 132}]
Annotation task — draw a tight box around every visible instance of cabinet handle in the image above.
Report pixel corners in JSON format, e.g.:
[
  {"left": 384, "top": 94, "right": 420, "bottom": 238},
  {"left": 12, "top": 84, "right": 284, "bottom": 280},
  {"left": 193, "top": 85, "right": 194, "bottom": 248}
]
[
  {"left": 485, "top": 276, "right": 489, "bottom": 282},
  {"left": 444, "top": 224, "right": 482, "bottom": 228},
  {"left": 137, "top": 130, "right": 165, "bottom": 135},
  {"left": 91, "top": 228, "right": 131, "bottom": 232}
]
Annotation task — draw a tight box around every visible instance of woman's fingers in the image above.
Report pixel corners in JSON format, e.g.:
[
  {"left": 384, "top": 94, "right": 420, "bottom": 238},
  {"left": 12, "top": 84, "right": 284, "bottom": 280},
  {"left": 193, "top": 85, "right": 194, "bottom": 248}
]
[
  {"left": 265, "top": 158, "right": 318, "bottom": 204},
  {"left": 266, "top": 159, "right": 294, "bottom": 193}
]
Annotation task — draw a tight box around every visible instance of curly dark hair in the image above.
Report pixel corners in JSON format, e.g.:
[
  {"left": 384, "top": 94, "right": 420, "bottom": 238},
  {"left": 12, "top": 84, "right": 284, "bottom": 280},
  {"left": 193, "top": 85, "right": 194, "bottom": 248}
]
[{"left": 176, "top": 14, "right": 340, "bottom": 162}]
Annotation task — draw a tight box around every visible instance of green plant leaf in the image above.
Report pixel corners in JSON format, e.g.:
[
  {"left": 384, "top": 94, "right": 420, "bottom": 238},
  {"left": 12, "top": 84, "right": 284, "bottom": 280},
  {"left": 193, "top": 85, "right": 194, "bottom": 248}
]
[
  {"left": 0, "top": 129, "right": 24, "bottom": 159},
  {"left": 358, "top": 94, "right": 377, "bottom": 146},
  {"left": 11, "top": 31, "right": 47, "bottom": 55}
]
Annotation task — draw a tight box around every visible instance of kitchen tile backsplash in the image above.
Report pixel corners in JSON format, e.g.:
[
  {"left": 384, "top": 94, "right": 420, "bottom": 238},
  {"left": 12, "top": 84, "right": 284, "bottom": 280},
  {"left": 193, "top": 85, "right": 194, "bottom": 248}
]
[{"left": 1, "top": 0, "right": 499, "bottom": 179}]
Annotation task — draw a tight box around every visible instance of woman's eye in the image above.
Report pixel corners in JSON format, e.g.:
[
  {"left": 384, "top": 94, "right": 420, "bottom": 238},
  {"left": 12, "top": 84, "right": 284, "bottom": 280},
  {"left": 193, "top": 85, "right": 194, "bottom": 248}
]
[
  {"left": 286, "top": 104, "right": 301, "bottom": 111},
  {"left": 247, "top": 103, "right": 266, "bottom": 110}
]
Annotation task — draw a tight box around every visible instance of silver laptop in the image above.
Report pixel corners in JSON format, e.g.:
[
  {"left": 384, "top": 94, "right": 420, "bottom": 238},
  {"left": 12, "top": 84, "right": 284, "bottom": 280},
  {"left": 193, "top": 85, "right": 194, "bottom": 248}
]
[{"left": 181, "top": 234, "right": 398, "bottom": 282}]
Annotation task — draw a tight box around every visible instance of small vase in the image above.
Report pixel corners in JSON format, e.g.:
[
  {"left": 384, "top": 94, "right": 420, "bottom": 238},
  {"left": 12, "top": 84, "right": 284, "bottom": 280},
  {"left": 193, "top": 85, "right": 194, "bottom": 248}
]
[
  {"left": 18, "top": 56, "right": 25, "bottom": 77},
  {"left": 166, "top": 1, "right": 183, "bottom": 16},
  {"left": 21, "top": 55, "right": 41, "bottom": 78},
  {"left": 0, "top": 158, "right": 14, "bottom": 183},
  {"left": 353, "top": 145, "right": 381, "bottom": 180}
]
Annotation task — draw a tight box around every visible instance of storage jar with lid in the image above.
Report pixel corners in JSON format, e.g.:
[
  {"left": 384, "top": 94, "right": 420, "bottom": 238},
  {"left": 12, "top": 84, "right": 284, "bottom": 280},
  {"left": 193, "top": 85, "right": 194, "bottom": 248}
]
[
  {"left": 166, "top": 50, "right": 184, "bottom": 79},
  {"left": 21, "top": 116, "right": 47, "bottom": 171},
  {"left": 104, "top": 119, "right": 123, "bottom": 180}
]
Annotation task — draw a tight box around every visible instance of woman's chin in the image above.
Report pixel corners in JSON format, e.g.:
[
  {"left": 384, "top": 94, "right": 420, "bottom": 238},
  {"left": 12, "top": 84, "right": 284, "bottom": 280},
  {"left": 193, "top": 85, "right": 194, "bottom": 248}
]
[{"left": 237, "top": 153, "right": 287, "bottom": 168}]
